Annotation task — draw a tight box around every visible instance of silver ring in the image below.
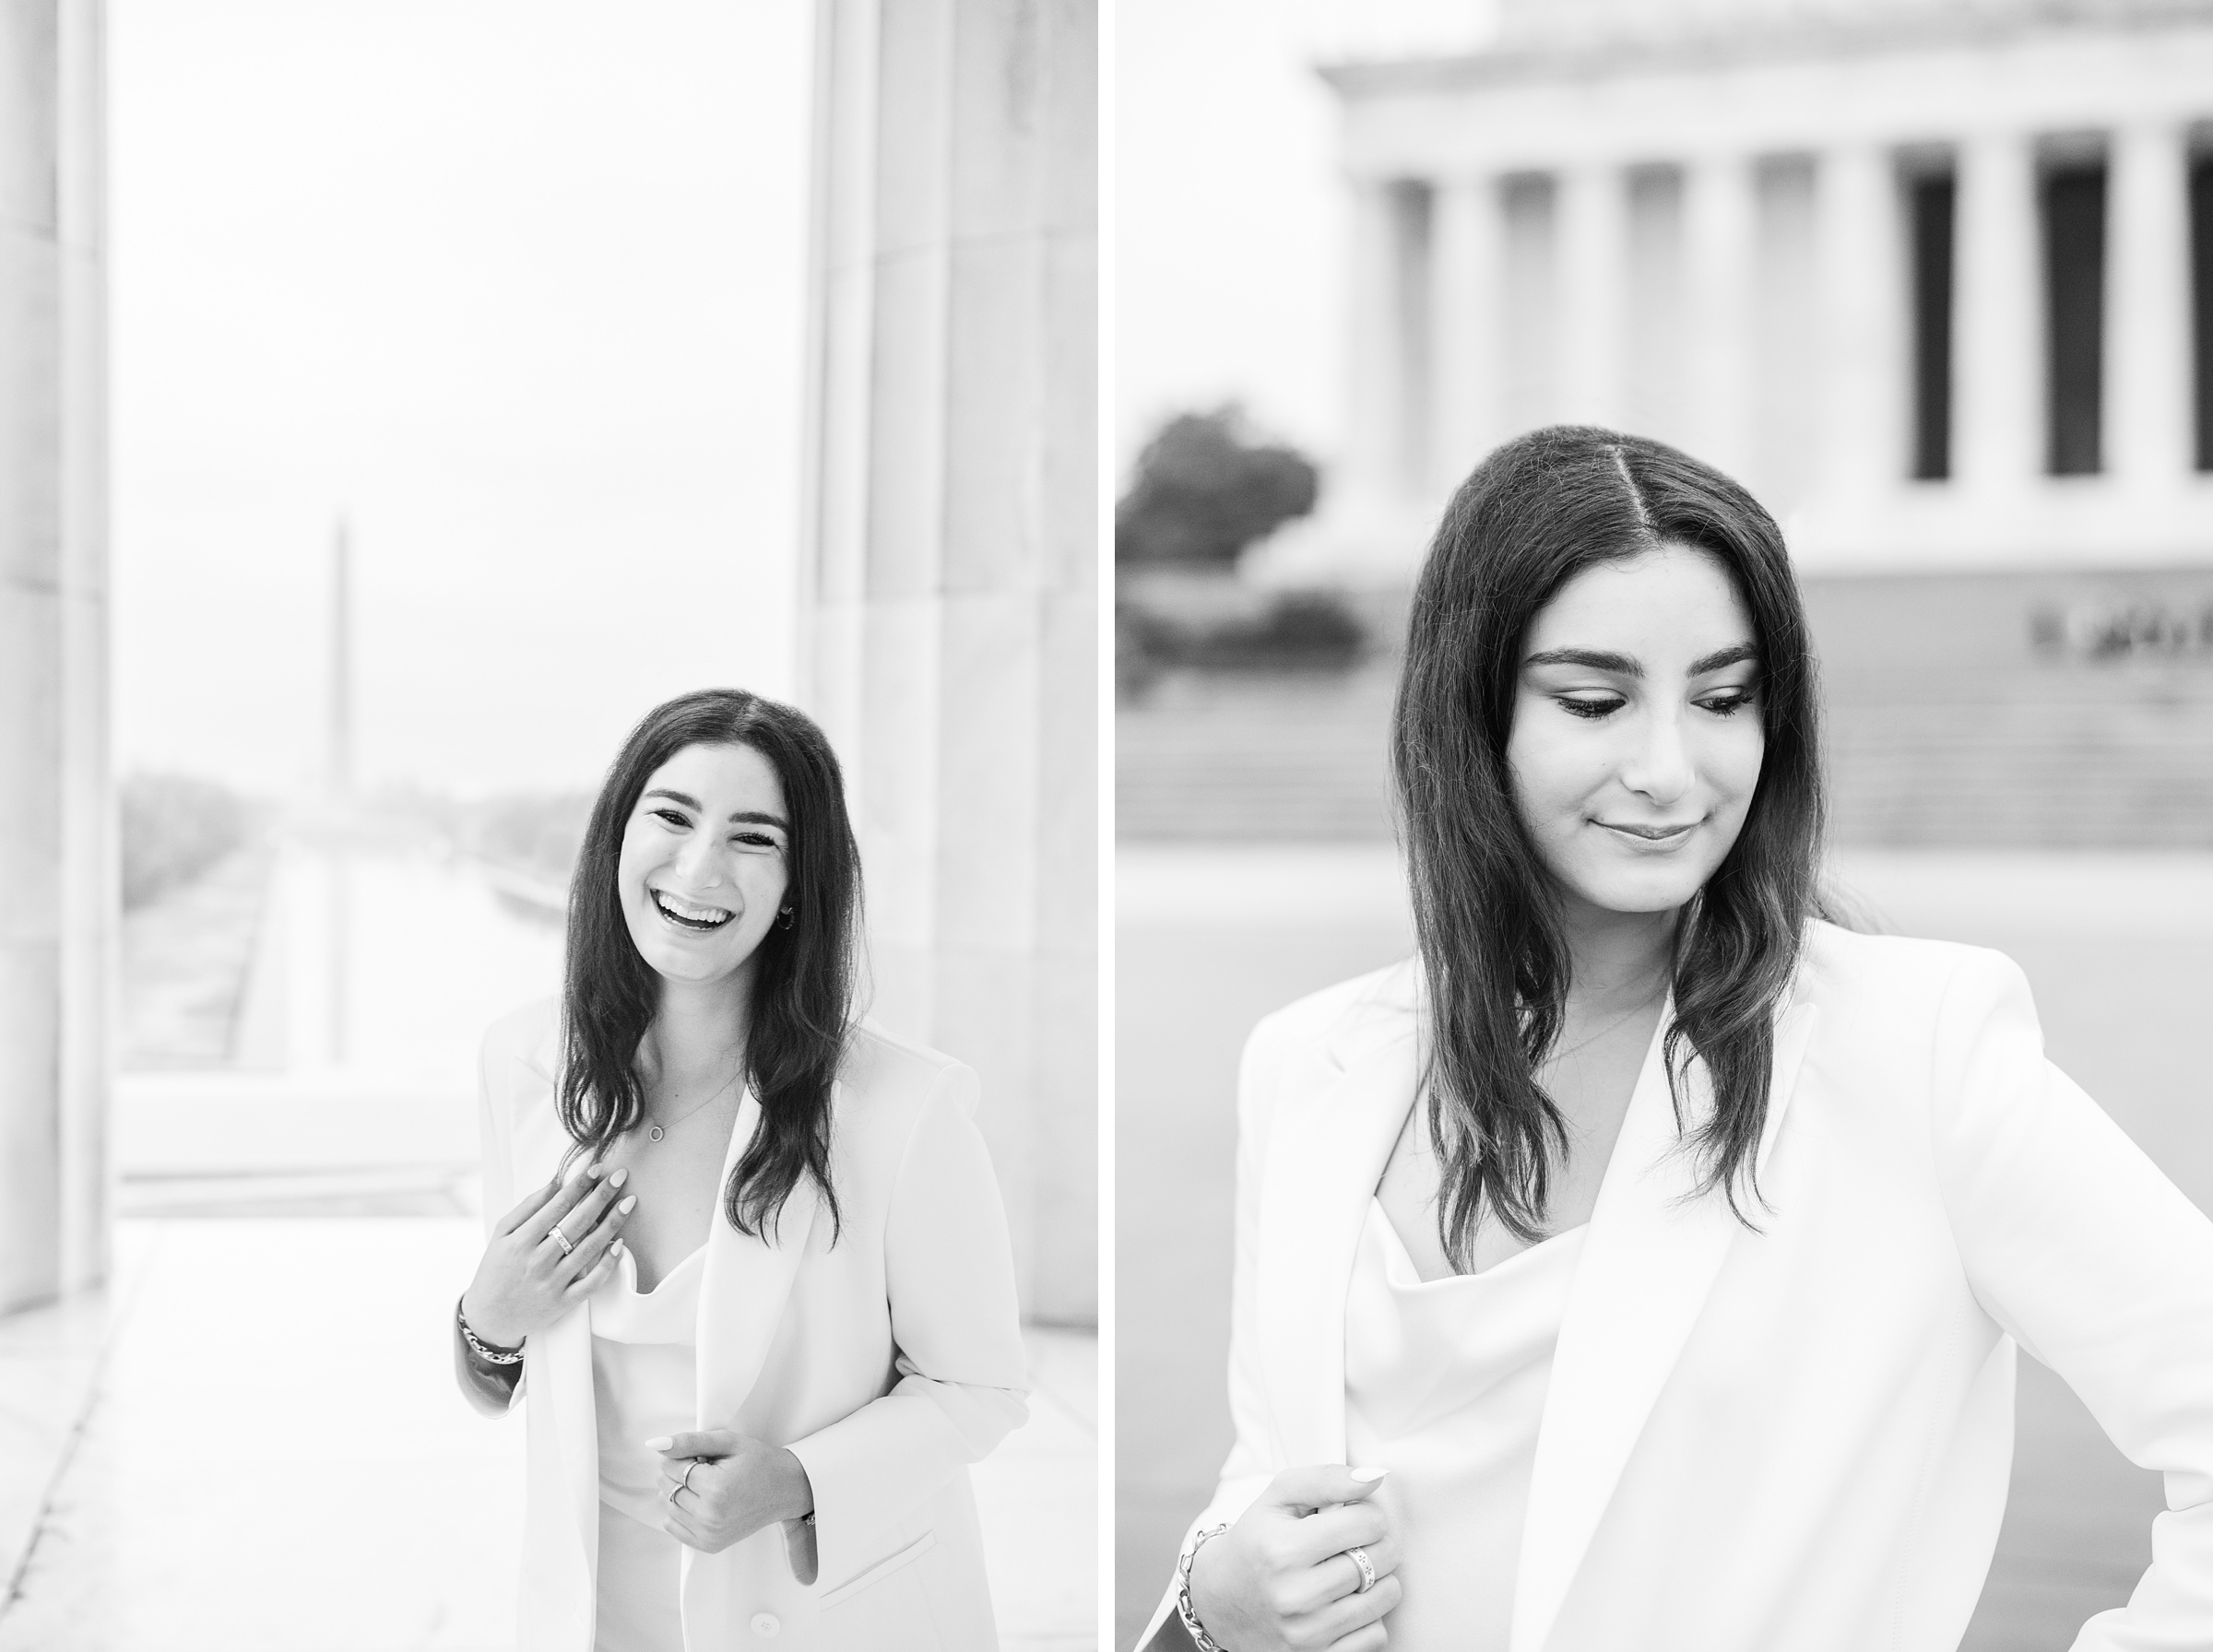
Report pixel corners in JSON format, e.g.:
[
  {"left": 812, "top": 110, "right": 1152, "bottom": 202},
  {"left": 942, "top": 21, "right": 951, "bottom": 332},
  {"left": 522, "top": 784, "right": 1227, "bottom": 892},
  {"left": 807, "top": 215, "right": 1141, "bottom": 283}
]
[
  {"left": 664, "top": 1476, "right": 683, "bottom": 1504},
  {"left": 550, "top": 1224, "right": 574, "bottom": 1256},
  {"left": 1346, "top": 1545, "right": 1376, "bottom": 1594},
  {"left": 680, "top": 1460, "right": 704, "bottom": 1493}
]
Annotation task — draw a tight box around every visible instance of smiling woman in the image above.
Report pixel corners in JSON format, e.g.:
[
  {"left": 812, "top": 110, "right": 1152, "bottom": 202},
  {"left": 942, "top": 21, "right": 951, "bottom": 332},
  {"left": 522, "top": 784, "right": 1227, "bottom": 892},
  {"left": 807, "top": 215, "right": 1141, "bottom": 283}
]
[{"left": 453, "top": 687, "right": 1029, "bottom": 1652}]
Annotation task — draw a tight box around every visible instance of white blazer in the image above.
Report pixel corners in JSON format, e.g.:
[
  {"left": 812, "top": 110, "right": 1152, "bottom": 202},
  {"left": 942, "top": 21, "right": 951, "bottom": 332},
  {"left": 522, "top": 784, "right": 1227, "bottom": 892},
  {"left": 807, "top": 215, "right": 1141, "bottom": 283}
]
[
  {"left": 478, "top": 999, "right": 1030, "bottom": 1652},
  {"left": 1145, "top": 921, "right": 2213, "bottom": 1651}
]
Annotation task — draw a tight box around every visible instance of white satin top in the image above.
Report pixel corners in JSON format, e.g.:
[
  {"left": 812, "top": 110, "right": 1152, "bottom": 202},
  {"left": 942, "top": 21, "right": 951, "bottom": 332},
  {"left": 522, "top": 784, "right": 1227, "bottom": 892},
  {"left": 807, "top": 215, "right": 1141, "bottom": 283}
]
[
  {"left": 589, "top": 1242, "right": 706, "bottom": 1652},
  {"left": 1343, "top": 1200, "right": 1587, "bottom": 1652}
]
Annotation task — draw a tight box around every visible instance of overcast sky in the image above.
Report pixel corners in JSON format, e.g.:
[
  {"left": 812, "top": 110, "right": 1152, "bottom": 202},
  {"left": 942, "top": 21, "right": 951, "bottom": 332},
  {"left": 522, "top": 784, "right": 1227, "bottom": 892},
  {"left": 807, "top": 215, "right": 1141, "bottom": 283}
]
[
  {"left": 112, "top": 0, "right": 811, "bottom": 798},
  {"left": 1116, "top": 0, "right": 1493, "bottom": 481}
]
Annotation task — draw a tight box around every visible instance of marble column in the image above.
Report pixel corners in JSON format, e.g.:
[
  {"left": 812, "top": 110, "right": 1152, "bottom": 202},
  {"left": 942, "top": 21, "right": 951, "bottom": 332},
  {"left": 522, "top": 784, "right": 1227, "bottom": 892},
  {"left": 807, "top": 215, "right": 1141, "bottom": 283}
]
[
  {"left": 1557, "top": 162, "right": 1627, "bottom": 431},
  {"left": 1683, "top": 153, "right": 1757, "bottom": 478},
  {"left": 1817, "top": 143, "right": 1908, "bottom": 502},
  {"left": 0, "top": 0, "right": 108, "bottom": 1316},
  {"left": 1954, "top": 131, "right": 2041, "bottom": 491},
  {"left": 1429, "top": 175, "right": 1502, "bottom": 490},
  {"left": 797, "top": 0, "right": 1095, "bottom": 1324},
  {"left": 2108, "top": 122, "right": 2192, "bottom": 490},
  {"left": 1344, "top": 177, "right": 1409, "bottom": 512}
]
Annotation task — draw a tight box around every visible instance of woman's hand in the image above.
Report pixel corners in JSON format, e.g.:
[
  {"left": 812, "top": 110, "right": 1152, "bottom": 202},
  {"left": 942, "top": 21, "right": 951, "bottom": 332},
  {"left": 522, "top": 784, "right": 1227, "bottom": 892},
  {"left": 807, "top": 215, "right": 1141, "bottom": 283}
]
[
  {"left": 460, "top": 1164, "right": 635, "bottom": 1350},
  {"left": 651, "top": 1428, "right": 814, "bottom": 1554},
  {"left": 1186, "top": 1466, "right": 1402, "bottom": 1652}
]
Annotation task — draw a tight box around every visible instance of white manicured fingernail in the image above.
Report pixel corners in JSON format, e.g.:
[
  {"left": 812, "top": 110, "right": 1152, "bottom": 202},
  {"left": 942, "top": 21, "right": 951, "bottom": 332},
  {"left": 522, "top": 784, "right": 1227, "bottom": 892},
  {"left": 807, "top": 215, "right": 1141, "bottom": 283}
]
[
  {"left": 610, "top": 1167, "right": 628, "bottom": 1187},
  {"left": 610, "top": 1238, "right": 624, "bottom": 1255},
  {"left": 1350, "top": 1466, "right": 1389, "bottom": 1482},
  {"left": 644, "top": 1435, "right": 673, "bottom": 1451},
  {"left": 619, "top": 1196, "right": 636, "bottom": 1213}
]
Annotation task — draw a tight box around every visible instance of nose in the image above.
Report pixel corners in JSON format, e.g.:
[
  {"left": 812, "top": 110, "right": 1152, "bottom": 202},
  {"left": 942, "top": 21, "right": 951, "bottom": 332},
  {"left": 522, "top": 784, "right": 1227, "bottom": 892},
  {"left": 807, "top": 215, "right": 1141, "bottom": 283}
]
[
  {"left": 1619, "top": 706, "right": 1695, "bottom": 807},
  {"left": 671, "top": 827, "right": 726, "bottom": 890}
]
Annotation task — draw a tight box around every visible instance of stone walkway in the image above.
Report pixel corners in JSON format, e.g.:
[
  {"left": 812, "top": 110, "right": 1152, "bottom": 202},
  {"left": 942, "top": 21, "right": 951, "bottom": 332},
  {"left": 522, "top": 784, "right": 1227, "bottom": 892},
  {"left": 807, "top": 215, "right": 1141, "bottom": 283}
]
[{"left": 0, "top": 1216, "right": 1094, "bottom": 1651}]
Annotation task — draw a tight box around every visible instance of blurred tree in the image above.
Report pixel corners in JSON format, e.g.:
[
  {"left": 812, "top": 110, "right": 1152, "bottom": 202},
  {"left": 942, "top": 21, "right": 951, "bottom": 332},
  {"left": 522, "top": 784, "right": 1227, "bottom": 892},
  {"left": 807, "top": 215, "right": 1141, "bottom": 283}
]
[
  {"left": 1117, "top": 406, "right": 1320, "bottom": 567},
  {"left": 120, "top": 773, "right": 253, "bottom": 910}
]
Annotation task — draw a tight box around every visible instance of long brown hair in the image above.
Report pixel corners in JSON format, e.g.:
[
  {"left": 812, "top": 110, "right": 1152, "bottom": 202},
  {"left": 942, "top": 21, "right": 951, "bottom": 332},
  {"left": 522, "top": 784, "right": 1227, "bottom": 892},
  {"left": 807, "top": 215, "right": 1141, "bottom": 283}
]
[
  {"left": 1391, "top": 426, "right": 1827, "bottom": 1263},
  {"left": 558, "top": 689, "right": 860, "bottom": 1244}
]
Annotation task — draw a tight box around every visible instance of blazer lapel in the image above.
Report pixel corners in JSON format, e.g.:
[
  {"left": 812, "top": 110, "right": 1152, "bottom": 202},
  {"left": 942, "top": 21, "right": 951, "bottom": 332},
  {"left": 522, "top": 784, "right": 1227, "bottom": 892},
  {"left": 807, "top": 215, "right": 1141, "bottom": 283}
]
[
  {"left": 507, "top": 1044, "right": 601, "bottom": 1590},
  {"left": 1509, "top": 995, "right": 1819, "bottom": 1652},
  {"left": 679, "top": 1086, "right": 822, "bottom": 1623},
  {"left": 693, "top": 1085, "right": 821, "bottom": 1429},
  {"left": 1255, "top": 977, "right": 1421, "bottom": 1469}
]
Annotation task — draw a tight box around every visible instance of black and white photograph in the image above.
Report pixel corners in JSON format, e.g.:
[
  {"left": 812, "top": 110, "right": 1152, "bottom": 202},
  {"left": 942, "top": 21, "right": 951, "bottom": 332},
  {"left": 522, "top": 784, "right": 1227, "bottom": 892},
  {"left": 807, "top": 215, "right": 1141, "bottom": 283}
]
[
  {"left": 1, "top": 2, "right": 1095, "bottom": 1649},
  {"left": 1118, "top": 1, "right": 2213, "bottom": 1649},
  {"left": 16, "top": 0, "right": 2213, "bottom": 1647}
]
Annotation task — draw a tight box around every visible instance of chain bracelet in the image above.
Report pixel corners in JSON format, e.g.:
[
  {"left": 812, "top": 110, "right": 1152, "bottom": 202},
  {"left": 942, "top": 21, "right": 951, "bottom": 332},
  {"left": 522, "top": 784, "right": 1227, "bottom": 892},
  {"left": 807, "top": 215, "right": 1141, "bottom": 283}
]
[
  {"left": 1175, "top": 1524, "right": 1231, "bottom": 1652},
  {"left": 456, "top": 1297, "right": 525, "bottom": 1365}
]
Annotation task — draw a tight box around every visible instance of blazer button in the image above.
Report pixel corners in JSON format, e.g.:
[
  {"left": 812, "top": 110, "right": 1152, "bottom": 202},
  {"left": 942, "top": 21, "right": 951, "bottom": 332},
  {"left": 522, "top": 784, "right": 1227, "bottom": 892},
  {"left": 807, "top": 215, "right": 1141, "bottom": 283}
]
[{"left": 750, "top": 1612, "right": 780, "bottom": 1637}]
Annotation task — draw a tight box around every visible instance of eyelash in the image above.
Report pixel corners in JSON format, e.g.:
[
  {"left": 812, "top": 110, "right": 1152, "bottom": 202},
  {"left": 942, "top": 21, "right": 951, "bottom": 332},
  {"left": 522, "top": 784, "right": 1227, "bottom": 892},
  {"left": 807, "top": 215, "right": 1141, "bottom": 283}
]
[
  {"left": 651, "top": 810, "right": 783, "bottom": 850},
  {"left": 1556, "top": 691, "right": 1756, "bottom": 720}
]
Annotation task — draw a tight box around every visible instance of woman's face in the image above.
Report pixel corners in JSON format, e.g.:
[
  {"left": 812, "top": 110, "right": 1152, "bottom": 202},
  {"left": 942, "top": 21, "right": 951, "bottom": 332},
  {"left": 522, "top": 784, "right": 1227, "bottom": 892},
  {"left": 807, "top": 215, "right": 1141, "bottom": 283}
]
[
  {"left": 616, "top": 741, "right": 793, "bottom": 990},
  {"left": 1506, "top": 544, "right": 1765, "bottom": 922}
]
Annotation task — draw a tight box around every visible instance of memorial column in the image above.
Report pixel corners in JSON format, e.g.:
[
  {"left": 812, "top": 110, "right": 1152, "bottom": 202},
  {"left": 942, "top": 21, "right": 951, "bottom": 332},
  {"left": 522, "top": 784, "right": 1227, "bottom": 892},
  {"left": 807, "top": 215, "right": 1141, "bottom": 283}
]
[
  {"left": 1954, "top": 131, "right": 2041, "bottom": 492},
  {"left": 1683, "top": 152, "right": 1757, "bottom": 477},
  {"left": 1344, "top": 176, "right": 1409, "bottom": 510},
  {"left": 1429, "top": 174, "right": 1501, "bottom": 488},
  {"left": 796, "top": 0, "right": 1095, "bottom": 1322},
  {"left": 1557, "top": 161, "right": 1627, "bottom": 430},
  {"left": 2108, "top": 121, "right": 2192, "bottom": 490},
  {"left": 1818, "top": 143, "right": 1908, "bottom": 504},
  {"left": 0, "top": 0, "right": 107, "bottom": 1316}
]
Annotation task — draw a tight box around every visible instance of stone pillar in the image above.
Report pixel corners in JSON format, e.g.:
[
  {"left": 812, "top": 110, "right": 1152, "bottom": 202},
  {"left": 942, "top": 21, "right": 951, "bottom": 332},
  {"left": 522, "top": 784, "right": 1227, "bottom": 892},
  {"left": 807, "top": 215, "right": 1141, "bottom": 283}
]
[
  {"left": 1344, "top": 177, "right": 1408, "bottom": 513},
  {"left": 1955, "top": 132, "right": 2041, "bottom": 492},
  {"left": 1818, "top": 143, "right": 1908, "bottom": 502},
  {"left": 0, "top": 0, "right": 108, "bottom": 1316},
  {"left": 797, "top": 0, "right": 1095, "bottom": 1325},
  {"left": 1556, "top": 162, "right": 1626, "bottom": 430},
  {"left": 1683, "top": 153, "right": 1757, "bottom": 478},
  {"left": 2108, "top": 122, "right": 2192, "bottom": 490},
  {"left": 1430, "top": 175, "right": 1502, "bottom": 490}
]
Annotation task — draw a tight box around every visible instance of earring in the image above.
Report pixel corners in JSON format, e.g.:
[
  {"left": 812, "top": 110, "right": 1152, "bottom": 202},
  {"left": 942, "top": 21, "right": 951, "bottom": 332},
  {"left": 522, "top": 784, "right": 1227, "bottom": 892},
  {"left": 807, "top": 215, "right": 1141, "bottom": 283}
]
[{"left": 777, "top": 905, "right": 796, "bottom": 930}]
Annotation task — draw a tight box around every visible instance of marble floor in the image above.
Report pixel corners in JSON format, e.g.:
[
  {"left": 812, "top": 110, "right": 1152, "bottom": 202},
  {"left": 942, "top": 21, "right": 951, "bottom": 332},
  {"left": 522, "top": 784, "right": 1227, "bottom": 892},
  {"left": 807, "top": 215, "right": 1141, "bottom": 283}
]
[{"left": 0, "top": 1216, "right": 1095, "bottom": 1651}]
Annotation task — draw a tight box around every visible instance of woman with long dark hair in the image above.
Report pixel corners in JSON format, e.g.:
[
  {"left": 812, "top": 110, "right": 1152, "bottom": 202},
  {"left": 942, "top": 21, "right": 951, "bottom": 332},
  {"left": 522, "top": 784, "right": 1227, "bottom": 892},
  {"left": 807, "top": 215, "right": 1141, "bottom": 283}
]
[
  {"left": 1144, "top": 427, "right": 2213, "bottom": 1651},
  {"left": 454, "top": 688, "right": 1028, "bottom": 1652}
]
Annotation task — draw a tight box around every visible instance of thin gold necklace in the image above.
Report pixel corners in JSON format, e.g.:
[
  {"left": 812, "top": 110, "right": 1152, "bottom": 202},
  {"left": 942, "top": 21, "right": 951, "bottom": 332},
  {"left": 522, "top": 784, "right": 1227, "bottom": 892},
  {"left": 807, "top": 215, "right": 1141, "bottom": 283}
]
[
  {"left": 641, "top": 1061, "right": 742, "bottom": 1143},
  {"left": 1543, "top": 983, "right": 1667, "bottom": 1066}
]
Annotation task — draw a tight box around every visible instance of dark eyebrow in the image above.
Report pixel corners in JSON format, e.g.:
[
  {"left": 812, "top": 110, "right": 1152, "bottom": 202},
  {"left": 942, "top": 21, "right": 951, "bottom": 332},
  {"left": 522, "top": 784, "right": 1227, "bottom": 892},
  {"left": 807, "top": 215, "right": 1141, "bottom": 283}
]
[
  {"left": 1521, "top": 643, "right": 1758, "bottom": 678},
  {"left": 1688, "top": 643, "right": 1758, "bottom": 676},
  {"left": 642, "top": 789, "right": 789, "bottom": 832},
  {"left": 1522, "top": 647, "right": 1641, "bottom": 677}
]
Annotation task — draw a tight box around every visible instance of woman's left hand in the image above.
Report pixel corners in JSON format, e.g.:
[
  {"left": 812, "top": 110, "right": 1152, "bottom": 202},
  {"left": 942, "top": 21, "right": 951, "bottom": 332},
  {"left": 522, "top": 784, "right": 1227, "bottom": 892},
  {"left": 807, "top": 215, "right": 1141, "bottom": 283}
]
[{"left": 650, "top": 1428, "right": 814, "bottom": 1553}]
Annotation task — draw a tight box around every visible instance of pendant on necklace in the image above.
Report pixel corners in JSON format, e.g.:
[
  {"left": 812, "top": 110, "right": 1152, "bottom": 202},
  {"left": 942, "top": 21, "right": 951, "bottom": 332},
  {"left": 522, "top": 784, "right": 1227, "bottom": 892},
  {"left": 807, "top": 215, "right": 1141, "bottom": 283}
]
[{"left": 648, "top": 1125, "right": 666, "bottom": 1142}]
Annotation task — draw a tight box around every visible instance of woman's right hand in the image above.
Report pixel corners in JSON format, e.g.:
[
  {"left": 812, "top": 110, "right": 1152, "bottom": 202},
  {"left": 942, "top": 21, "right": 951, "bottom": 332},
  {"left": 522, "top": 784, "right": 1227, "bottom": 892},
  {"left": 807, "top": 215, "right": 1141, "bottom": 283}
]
[
  {"left": 460, "top": 1164, "right": 636, "bottom": 1350},
  {"left": 1185, "top": 1465, "right": 1402, "bottom": 1652}
]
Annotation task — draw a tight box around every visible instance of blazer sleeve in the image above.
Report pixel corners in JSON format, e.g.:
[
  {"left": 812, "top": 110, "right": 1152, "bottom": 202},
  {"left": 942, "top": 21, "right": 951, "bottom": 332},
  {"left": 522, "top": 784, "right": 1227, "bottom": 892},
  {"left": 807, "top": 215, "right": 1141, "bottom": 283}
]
[
  {"left": 1928, "top": 950, "right": 2213, "bottom": 1648},
  {"left": 1138, "top": 1008, "right": 1296, "bottom": 1649},
  {"left": 785, "top": 1064, "right": 1031, "bottom": 1591}
]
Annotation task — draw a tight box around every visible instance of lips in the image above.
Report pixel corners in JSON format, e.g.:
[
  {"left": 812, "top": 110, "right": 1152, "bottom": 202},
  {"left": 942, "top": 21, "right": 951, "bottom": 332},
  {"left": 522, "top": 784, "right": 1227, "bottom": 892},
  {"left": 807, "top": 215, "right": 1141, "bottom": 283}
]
[
  {"left": 651, "top": 889, "right": 735, "bottom": 931},
  {"left": 1596, "top": 820, "right": 1698, "bottom": 843}
]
